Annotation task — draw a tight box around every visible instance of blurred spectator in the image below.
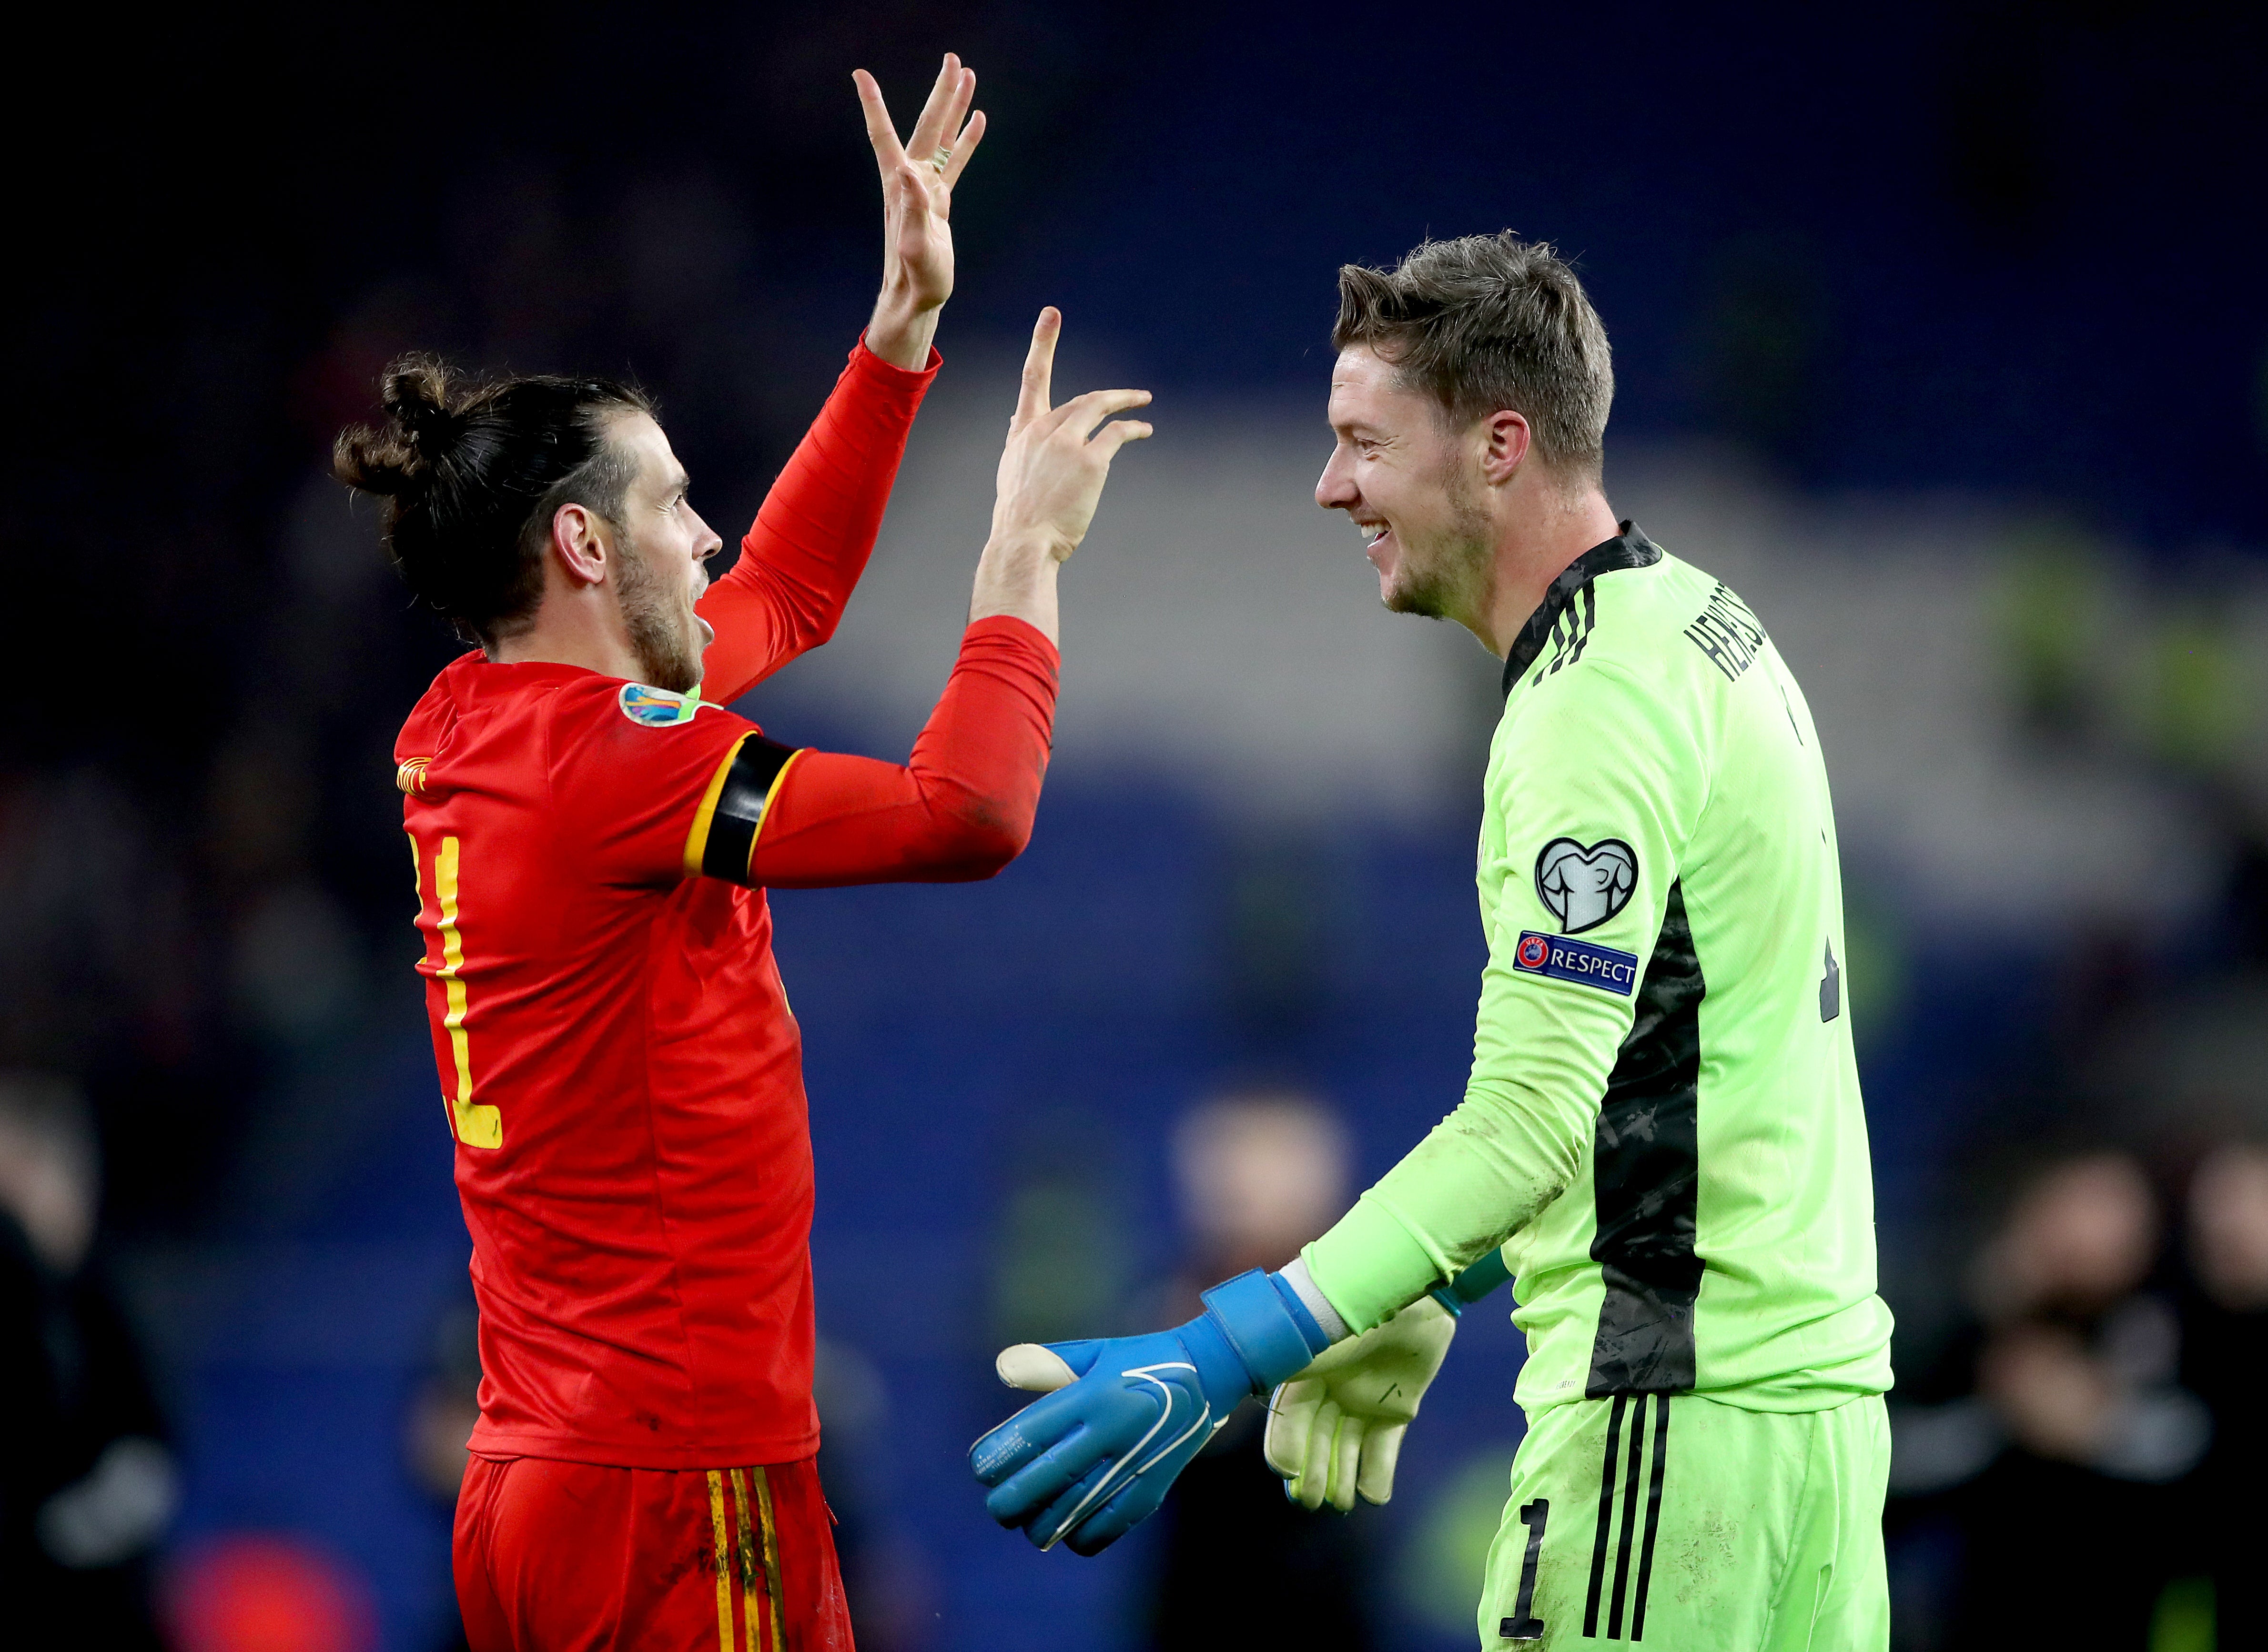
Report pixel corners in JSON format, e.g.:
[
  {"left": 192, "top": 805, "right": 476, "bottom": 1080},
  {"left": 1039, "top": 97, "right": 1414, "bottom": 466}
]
[
  {"left": 1141, "top": 1087, "right": 1377, "bottom": 1651},
  {"left": 403, "top": 1295, "right": 480, "bottom": 1652},
  {"left": 812, "top": 1336, "right": 930, "bottom": 1652},
  {"left": 1888, "top": 1151, "right": 2210, "bottom": 1650},
  {"left": 0, "top": 1071, "right": 177, "bottom": 1648},
  {"left": 404, "top": 1297, "right": 482, "bottom": 1517},
  {"left": 168, "top": 1532, "right": 377, "bottom": 1652},
  {"left": 2177, "top": 1141, "right": 2268, "bottom": 1652}
]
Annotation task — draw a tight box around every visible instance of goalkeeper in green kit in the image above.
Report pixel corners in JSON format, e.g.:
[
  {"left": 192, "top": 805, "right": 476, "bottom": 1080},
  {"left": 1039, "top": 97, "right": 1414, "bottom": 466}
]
[{"left": 970, "top": 232, "right": 1893, "bottom": 1650}]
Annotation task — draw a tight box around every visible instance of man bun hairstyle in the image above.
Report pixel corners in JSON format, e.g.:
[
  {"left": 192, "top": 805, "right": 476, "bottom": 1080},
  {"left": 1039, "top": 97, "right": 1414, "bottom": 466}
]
[
  {"left": 1334, "top": 231, "right": 1613, "bottom": 483},
  {"left": 334, "top": 356, "right": 654, "bottom": 644}
]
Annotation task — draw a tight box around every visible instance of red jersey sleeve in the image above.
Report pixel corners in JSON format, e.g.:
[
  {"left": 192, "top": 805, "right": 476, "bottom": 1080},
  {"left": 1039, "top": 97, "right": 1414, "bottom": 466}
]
[
  {"left": 542, "top": 680, "right": 790, "bottom": 888},
  {"left": 746, "top": 616, "right": 1060, "bottom": 887},
  {"left": 696, "top": 338, "right": 941, "bottom": 705},
  {"left": 546, "top": 618, "right": 1055, "bottom": 892}
]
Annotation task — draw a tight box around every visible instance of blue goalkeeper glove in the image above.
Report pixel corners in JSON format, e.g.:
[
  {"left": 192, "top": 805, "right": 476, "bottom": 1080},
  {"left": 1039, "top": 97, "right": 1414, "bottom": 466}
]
[{"left": 970, "top": 1269, "right": 1333, "bottom": 1554}]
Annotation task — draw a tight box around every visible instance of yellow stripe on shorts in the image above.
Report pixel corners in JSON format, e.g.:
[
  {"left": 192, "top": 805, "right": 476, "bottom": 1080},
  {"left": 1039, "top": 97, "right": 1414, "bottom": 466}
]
[
  {"left": 729, "top": 1470, "right": 759, "bottom": 1652},
  {"left": 751, "top": 1466, "right": 786, "bottom": 1652},
  {"left": 707, "top": 1470, "right": 734, "bottom": 1652}
]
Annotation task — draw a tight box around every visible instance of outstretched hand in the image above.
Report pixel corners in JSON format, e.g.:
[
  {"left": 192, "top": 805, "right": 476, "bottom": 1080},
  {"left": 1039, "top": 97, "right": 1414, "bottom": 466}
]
[{"left": 855, "top": 54, "right": 985, "bottom": 369}]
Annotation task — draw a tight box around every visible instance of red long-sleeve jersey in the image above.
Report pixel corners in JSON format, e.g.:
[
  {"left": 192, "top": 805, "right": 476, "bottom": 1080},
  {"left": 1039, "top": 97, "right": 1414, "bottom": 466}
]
[{"left": 395, "top": 341, "right": 1056, "bottom": 1467}]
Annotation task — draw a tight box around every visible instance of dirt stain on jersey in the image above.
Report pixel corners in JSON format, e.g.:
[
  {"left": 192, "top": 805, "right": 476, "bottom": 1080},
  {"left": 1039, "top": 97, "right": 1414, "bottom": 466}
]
[{"left": 1671, "top": 1509, "right": 1738, "bottom": 1605}]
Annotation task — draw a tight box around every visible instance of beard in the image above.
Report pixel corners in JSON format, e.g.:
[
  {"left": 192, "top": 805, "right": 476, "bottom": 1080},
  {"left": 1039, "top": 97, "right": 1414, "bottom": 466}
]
[
  {"left": 615, "top": 532, "right": 704, "bottom": 694},
  {"left": 1382, "top": 463, "right": 1496, "bottom": 622}
]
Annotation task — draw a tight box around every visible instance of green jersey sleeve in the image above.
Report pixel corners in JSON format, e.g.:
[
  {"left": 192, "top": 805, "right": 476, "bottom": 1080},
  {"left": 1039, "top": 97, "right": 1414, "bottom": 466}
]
[{"left": 1306, "top": 659, "right": 1705, "bottom": 1332}]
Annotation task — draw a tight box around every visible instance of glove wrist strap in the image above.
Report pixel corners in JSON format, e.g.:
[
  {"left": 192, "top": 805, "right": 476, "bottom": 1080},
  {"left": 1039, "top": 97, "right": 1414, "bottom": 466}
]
[{"left": 1199, "top": 1269, "right": 1333, "bottom": 1394}]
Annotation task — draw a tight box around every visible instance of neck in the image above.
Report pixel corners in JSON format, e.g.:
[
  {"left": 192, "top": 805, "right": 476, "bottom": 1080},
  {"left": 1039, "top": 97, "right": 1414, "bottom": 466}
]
[
  {"left": 1464, "top": 483, "right": 1622, "bottom": 658},
  {"left": 486, "top": 584, "right": 648, "bottom": 683}
]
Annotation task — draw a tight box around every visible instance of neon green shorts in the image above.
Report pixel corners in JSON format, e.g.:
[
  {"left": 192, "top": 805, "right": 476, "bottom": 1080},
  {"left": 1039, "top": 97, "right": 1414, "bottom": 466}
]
[{"left": 1478, "top": 1392, "right": 1888, "bottom": 1650}]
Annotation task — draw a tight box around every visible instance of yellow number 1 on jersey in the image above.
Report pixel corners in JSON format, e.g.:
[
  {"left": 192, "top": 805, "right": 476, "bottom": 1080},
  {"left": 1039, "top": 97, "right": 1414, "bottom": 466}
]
[{"left": 416, "top": 833, "right": 504, "bottom": 1149}]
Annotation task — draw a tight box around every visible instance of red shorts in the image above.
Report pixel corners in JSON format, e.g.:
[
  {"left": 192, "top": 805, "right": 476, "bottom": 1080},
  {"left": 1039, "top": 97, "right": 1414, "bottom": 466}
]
[{"left": 455, "top": 1454, "right": 853, "bottom": 1652}]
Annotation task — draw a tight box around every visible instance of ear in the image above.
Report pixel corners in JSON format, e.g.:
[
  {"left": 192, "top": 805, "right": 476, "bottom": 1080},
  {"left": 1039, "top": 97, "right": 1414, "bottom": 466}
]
[
  {"left": 550, "top": 502, "right": 613, "bottom": 587},
  {"left": 1477, "top": 410, "right": 1532, "bottom": 486}
]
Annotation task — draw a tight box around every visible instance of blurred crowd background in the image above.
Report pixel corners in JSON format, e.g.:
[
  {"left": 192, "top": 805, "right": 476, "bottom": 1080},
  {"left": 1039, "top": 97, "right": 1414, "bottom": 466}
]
[{"left": 7, "top": 2, "right": 2267, "bottom": 1648}]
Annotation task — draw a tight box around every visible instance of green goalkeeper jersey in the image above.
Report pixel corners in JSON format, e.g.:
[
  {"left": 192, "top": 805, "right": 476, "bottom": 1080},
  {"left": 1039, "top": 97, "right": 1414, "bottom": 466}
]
[{"left": 1307, "top": 525, "right": 1893, "bottom": 1415}]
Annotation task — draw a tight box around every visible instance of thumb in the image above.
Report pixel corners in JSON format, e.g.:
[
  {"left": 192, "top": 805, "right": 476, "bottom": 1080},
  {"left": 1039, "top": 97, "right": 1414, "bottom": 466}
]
[
  {"left": 1263, "top": 1378, "right": 1316, "bottom": 1478},
  {"left": 995, "top": 1342, "right": 1082, "bottom": 1392}
]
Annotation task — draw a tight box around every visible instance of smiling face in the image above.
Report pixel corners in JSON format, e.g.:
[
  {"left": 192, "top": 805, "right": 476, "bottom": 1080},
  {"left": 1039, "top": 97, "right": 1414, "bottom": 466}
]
[
  {"left": 1316, "top": 344, "right": 1498, "bottom": 622},
  {"left": 605, "top": 412, "right": 723, "bottom": 694}
]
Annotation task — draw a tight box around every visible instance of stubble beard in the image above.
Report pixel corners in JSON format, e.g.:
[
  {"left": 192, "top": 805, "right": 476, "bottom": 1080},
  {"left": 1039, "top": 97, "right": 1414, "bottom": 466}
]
[
  {"left": 616, "top": 532, "right": 704, "bottom": 695},
  {"left": 1382, "top": 463, "right": 1496, "bottom": 624}
]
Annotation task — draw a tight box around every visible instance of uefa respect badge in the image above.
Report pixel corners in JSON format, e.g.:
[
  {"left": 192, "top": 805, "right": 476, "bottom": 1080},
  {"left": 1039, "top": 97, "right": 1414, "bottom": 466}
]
[{"left": 1510, "top": 930, "right": 1639, "bottom": 996}]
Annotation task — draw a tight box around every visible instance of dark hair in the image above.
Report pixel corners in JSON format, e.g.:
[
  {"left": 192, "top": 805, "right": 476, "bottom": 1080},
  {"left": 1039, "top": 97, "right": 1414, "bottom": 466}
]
[
  {"left": 1333, "top": 232, "right": 1613, "bottom": 481},
  {"left": 333, "top": 356, "right": 653, "bottom": 643}
]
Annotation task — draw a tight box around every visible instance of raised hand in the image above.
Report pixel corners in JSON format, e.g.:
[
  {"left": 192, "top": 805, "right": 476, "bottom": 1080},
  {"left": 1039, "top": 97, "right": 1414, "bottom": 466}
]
[
  {"left": 854, "top": 54, "right": 985, "bottom": 369},
  {"left": 991, "top": 308, "right": 1152, "bottom": 559},
  {"left": 967, "top": 308, "right": 1152, "bottom": 644}
]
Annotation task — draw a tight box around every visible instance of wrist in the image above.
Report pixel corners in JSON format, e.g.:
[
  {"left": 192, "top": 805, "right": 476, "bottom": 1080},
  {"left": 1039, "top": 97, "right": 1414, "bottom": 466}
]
[
  {"left": 1278, "top": 1255, "right": 1350, "bottom": 1343},
  {"left": 981, "top": 528, "right": 1074, "bottom": 569},
  {"left": 1429, "top": 1246, "right": 1513, "bottom": 1318},
  {"left": 865, "top": 287, "right": 942, "bottom": 371},
  {"left": 968, "top": 535, "right": 1062, "bottom": 645}
]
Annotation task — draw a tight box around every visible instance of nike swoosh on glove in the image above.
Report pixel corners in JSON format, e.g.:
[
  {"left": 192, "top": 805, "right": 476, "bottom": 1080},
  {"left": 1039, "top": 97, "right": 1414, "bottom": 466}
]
[{"left": 969, "top": 1269, "right": 1330, "bottom": 1554}]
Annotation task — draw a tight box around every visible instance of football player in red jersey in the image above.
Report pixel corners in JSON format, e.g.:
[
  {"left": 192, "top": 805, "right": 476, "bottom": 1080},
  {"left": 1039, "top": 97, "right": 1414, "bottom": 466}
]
[{"left": 333, "top": 56, "right": 1151, "bottom": 1652}]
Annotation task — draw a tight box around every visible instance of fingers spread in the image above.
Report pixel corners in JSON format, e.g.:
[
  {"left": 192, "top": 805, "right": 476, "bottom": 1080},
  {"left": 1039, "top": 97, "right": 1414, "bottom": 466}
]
[
  {"left": 1047, "top": 386, "right": 1153, "bottom": 441},
  {"left": 1017, "top": 308, "right": 1062, "bottom": 423},
  {"left": 941, "top": 66, "right": 977, "bottom": 151},
  {"left": 851, "top": 70, "right": 904, "bottom": 170},
  {"left": 942, "top": 108, "right": 987, "bottom": 189},
  {"left": 1091, "top": 420, "right": 1154, "bottom": 461},
  {"left": 906, "top": 53, "right": 965, "bottom": 162}
]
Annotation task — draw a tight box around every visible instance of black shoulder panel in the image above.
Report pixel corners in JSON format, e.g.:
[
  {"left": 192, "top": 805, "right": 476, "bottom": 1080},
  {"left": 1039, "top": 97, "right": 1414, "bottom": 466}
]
[
  {"left": 1585, "top": 880, "right": 1705, "bottom": 1396},
  {"left": 1501, "top": 524, "right": 1662, "bottom": 697}
]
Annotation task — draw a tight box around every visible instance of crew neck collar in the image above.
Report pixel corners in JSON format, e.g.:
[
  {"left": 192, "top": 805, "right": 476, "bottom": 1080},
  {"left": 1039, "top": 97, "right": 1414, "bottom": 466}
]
[{"left": 1500, "top": 522, "right": 1662, "bottom": 697}]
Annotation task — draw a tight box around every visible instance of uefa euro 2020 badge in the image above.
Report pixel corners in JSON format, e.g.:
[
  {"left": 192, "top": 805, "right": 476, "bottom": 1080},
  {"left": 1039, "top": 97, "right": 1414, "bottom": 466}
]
[{"left": 617, "top": 682, "right": 707, "bottom": 727}]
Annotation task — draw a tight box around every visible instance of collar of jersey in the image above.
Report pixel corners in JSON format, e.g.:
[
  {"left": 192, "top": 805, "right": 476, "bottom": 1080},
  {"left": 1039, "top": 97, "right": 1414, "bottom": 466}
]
[
  {"left": 451, "top": 653, "right": 628, "bottom": 692},
  {"left": 1499, "top": 522, "right": 1663, "bottom": 698}
]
